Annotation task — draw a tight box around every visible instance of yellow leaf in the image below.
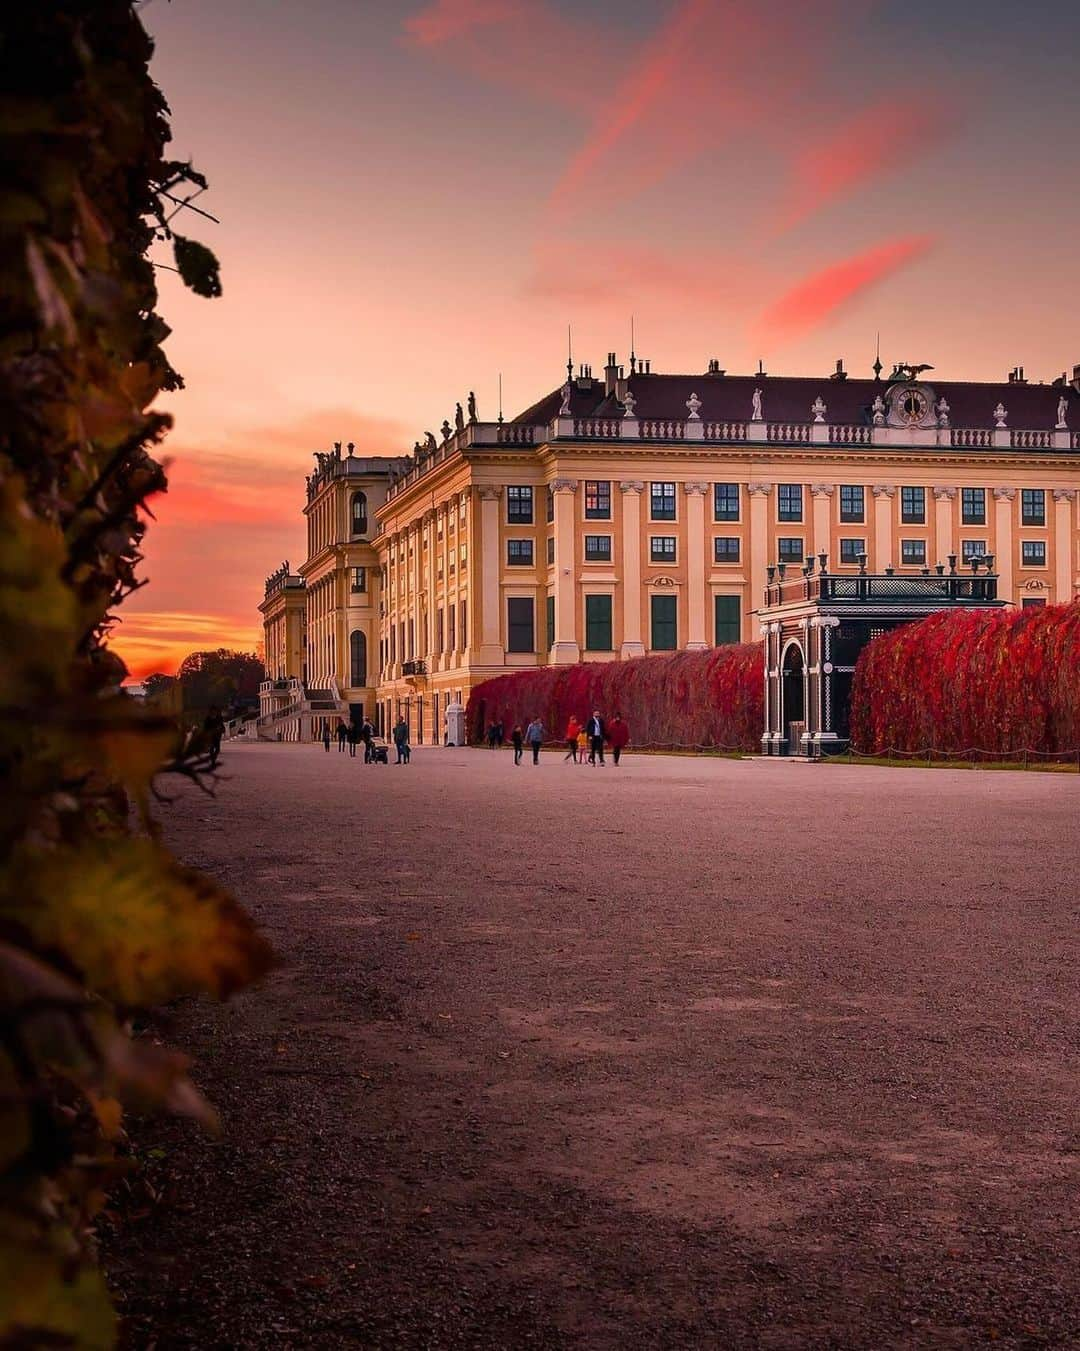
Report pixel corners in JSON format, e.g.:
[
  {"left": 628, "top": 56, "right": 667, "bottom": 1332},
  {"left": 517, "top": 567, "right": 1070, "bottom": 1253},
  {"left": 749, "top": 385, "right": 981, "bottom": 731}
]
[{"left": 0, "top": 1219, "right": 116, "bottom": 1350}]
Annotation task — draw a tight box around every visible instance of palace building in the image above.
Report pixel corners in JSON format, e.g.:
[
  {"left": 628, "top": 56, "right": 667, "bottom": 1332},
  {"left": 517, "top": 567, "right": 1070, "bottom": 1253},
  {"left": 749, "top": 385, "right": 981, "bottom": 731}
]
[{"left": 258, "top": 355, "right": 1080, "bottom": 745}]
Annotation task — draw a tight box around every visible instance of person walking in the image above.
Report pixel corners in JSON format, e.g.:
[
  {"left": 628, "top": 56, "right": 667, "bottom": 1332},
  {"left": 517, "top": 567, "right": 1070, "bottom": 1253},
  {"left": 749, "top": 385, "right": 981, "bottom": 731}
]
[
  {"left": 495, "top": 720, "right": 505, "bottom": 751},
  {"left": 576, "top": 726, "right": 589, "bottom": 765},
  {"left": 511, "top": 724, "right": 524, "bottom": 765},
  {"left": 202, "top": 706, "right": 225, "bottom": 768},
  {"left": 608, "top": 713, "right": 629, "bottom": 766},
  {"left": 564, "top": 714, "right": 580, "bottom": 762},
  {"left": 347, "top": 721, "right": 359, "bottom": 757},
  {"left": 321, "top": 721, "right": 331, "bottom": 753},
  {"left": 336, "top": 719, "right": 348, "bottom": 752},
  {"left": 487, "top": 722, "right": 499, "bottom": 751},
  {"left": 525, "top": 716, "right": 545, "bottom": 765},
  {"left": 586, "top": 709, "right": 606, "bottom": 765},
  {"left": 361, "top": 718, "right": 374, "bottom": 762},
  {"left": 393, "top": 717, "right": 409, "bottom": 764}
]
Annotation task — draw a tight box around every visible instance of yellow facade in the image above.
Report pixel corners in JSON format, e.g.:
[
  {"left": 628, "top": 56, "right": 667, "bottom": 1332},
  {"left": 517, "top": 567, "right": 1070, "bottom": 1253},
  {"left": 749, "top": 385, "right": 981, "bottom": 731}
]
[{"left": 261, "top": 365, "right": 1080, "bottom": 744}]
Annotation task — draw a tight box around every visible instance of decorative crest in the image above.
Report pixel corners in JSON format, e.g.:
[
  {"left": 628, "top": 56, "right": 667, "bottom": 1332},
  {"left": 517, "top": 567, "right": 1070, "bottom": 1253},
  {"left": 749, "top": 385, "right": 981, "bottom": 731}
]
[
  {"left": 686, "top": 391, "right": 702, "bottom": 420},
  {"left": 811, "top": 395, "right": 826, "bottom": 423}
]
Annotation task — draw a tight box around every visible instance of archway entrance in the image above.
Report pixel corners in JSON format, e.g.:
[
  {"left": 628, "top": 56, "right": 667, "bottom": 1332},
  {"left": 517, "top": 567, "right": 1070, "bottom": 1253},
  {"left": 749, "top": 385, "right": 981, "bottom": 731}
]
[{"left": 781, "top": 642, "right": 805, "bottom": 753}]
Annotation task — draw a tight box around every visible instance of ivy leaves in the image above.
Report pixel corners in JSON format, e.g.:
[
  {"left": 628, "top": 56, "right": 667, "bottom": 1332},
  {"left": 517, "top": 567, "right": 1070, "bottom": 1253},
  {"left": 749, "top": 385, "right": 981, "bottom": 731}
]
[{"left": 173, "top": 234, "right": 222, "bottom": 298}]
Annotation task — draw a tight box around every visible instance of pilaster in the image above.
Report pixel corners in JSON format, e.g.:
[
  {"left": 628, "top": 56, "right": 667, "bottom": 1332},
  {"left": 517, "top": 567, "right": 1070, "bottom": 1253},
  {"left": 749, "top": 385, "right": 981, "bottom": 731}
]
[
  {"left": 684, "top": 482, "right": 709, "bottom": 649},
  {"left": 810, "top": 484, "right": 834, "bottom": 558},
  {"left": 748, "top": 483, "right": 773, "bottom": 615},
  {"left": 933, "top": 486, "right": 956, "bottom": 566},
  {"left": 993, "top": 487, "right": 1016, "bottom": 602},
  {"left": 551, "top": 478, "right": 580, "bottom": 663},
  {"left": 872, "top": 484, "right": 895, "bottom": 570},
  {"left": 619, "top": 481, "right": 645, "bottom": 658},
  {"left": 477, "top": 485, "right": 504, "bottom": 665},
  {"left": 1053, "top": 488, "right": 1076, "bottom": 604}
]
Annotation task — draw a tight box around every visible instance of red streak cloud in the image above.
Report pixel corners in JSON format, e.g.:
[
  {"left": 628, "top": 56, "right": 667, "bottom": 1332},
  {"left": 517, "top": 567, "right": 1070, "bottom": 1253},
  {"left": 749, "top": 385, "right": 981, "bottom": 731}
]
[{"left": 758, "top": 235, "right": 935, "bottom": 340}]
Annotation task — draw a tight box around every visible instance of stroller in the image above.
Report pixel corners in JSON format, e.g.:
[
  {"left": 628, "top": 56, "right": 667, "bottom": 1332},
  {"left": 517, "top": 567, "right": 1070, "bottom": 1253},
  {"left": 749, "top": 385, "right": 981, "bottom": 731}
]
[{"left": 368, "top": 736, "right": 389, "bottom": 764}]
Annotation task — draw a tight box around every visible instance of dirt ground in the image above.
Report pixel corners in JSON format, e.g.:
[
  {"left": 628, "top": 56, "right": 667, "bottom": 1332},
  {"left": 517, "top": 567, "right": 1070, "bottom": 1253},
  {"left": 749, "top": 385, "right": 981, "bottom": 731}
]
[{"left": 104, "top": 742, "right": 1080, "bottom": 1349}]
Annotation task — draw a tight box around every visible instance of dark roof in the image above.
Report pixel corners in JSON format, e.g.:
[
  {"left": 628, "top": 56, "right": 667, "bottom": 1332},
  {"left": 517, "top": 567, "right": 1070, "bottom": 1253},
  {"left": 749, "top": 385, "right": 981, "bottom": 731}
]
[{"left": 512, "top": 372, "right": 1079, "bottom": 432}]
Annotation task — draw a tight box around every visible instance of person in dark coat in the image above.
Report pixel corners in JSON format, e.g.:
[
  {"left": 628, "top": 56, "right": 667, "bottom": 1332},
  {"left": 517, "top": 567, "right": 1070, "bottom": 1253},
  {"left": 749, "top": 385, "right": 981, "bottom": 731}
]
[
  {"left": 525, "top": 717, "right": 545, "bottom": 765},
  {"left": 203, "top": 706, "right": 225, "bottom": 768},
  {"left": 511, "top": 724, "right": 524, "bottom": 765},
  {"left": 361, "top": 718, "right": 375, "bottom": 762},
  {"left": 607, "top": 713, "right": 630, "bottom": 766},
  {"left": 586, "top": 710, "right": 606, "bottom": 765},
  {"left": 393, "top": 717, "right": 410, "bottom": 764},
  {"left": 347, "top": 721, "right": 359, "bottom": 757},
  {"left": 336, "top": 719, "right": 348, "bottom": 752},
  {"left": 322, "top": 721, "right": 331, "bottom": 752}
]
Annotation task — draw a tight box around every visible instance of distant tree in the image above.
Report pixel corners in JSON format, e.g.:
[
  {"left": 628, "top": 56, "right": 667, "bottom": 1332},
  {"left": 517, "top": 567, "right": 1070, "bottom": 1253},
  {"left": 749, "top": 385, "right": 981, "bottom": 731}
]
[
  {"left": 143, "top": 672, "right": 176, "bottom": 700},
  {"left": 177, "top": 649, "right": 265, "bottom": 713}
]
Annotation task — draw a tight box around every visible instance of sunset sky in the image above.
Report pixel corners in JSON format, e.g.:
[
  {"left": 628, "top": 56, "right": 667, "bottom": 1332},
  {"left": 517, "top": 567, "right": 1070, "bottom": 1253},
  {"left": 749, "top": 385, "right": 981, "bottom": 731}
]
[{"left": 120, "top": 0, "right": 1080, "bottom": 678}]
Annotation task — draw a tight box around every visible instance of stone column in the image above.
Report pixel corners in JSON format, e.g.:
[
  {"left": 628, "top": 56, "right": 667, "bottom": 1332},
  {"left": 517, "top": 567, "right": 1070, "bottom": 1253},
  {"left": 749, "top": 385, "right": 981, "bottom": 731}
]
[
  {"left": 748, "top": 483, "right": 773, "bottom": 615},
  {"left": 810, "top": 484, "right": 834, "bottom": 559},
  {"left": 476, "top": 486, "right": 503, "bottom": 665},
  {"left": 411, "top": 522, "right": 422, "bottom": 662},
  {"left": 440, "top": 503, "right": 451, "bottom": 670},
  {"left": 872, "top": 484, "right": 895, "bottom": 570},
  {"left": 619, "top": 481, "right": 645, "bottom": 658},
  {"left": 551, "top": 478, "right": 580, "bottom": 663},
  {"left": 1053, "top": 488, "right": 1076, "bottom": 604},
  {"left": 684, "top": 481, "right": 710, "bottom": 649},
  {"left": 992, "top": 487, "right": 1016, "bottom": 603},
  {"left": 933, "top": 486, "right": 956, "bottom": 567},
  {"left": 424, "top": 508, "right": 437, "bottom": 661}
]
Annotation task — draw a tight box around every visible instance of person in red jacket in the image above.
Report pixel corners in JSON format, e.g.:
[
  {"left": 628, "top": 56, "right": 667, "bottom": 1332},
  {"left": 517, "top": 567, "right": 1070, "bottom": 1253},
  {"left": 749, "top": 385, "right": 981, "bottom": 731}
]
[
  {"left": 607, "top": 713, "right": 630, "bottom": 766},
  {"left": 564, "top": 714, "right": 581, "bottom": 763}
]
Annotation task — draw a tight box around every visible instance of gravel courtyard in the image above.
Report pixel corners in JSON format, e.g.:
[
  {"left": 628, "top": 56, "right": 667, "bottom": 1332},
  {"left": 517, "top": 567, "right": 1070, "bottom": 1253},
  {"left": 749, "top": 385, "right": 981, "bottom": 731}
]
[{"left": 108, "top": 743, "right": 1080, "bottom": 1349}]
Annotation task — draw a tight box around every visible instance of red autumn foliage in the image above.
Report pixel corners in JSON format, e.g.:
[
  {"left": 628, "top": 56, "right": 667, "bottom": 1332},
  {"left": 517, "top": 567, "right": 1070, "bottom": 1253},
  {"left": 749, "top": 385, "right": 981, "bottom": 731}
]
[
  {"left": 850, "top": 603, "right": 1080, "bottom": 755},
  {"left": 466, "top": 645, "right": 764, "bottom": 751}
]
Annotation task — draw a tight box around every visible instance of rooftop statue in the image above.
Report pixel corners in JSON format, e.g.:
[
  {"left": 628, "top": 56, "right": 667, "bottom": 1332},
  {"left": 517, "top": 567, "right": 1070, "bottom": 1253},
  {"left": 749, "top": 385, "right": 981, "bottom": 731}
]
[
  {"left": 441, "top": 419, "right": 452, "bottom": 441},
  {"left": 892, "top": 362, "right": 934, "bottom": 382},
  {"left": 751, "top": 388, "right": 763, "bottom": 421},
  {"left": 455, "top": 402, "right": 465, "bottom": 433},
  {"left": 623, "top": 388, "right": 636, "bottom": 419},
  {"left": 686, "top": 391, "right": 702, "bottom": 420},
  {"left": 467, "top": 391, "right": 478, "bottom": 423},
  {"left": 872, "top": 394, "right": 886, "bottom": 426},
  {"left": 558, "top": 381, "right": 572, "bottom": 416},
  {"left": 424, "top": 431, "right": 438, "bottom": 453},
  {"left": 1058, "top": 395, "right": 1069, "bottom": 430}
]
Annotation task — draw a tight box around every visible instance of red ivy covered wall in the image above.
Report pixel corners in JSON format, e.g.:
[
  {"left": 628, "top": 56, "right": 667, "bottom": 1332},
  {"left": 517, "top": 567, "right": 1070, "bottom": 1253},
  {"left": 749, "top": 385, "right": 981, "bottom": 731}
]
[
  {"left": 466, "top": 644, "right": 763, "bottom": 751},
  {"left": 851, "top": 603, "right": 1080, "bottom": 754}
]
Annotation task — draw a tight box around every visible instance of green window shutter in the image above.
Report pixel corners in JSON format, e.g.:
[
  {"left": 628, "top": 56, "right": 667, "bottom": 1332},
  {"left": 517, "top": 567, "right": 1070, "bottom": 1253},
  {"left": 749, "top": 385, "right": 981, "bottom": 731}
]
[
  {"left": 546, "top": 594, "right": 555, "bottom": 650},
  {"left": 585, "top": 594, "right": 612, "bottom": 651},
  {"left": 714, "top": 594, "right": 740, "bottom": 645},
  {"left": 507, "top": 597, "right": 534, "bottom": 653},
  {"left": 650, "top": 593, "right": 677, "bottom": 650}
]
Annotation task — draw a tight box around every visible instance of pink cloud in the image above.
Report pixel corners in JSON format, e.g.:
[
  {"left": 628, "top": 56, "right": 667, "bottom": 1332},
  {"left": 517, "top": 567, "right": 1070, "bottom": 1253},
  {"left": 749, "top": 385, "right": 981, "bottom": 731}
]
[
  {"left": 779, "top": 95, "right": 960, "bottom": 231},
  {"left": 757, "top": 235, "right": 935, "bottom": 341},
  {"left": 404, "top": 0, "right": 523, "bottom": 46}
]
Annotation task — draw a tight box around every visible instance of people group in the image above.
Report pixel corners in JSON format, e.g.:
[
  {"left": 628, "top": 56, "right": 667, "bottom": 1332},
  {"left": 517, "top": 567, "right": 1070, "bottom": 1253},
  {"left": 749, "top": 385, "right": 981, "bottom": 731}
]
[
  {"left": 323, "top": 716, "right": 388, "bottom": 762},
  {"left": 493, "top": 710, "right": 629, "bottom": 766}
]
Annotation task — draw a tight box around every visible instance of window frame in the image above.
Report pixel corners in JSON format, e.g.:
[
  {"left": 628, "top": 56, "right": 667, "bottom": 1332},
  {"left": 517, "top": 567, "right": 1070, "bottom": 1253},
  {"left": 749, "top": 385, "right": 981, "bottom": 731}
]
[
  {"left": 900, "top": 486, "right": 926, "bottom": 524},
  {"left": 649, "top": 535, "right": 677, "bottom": 564},
  {"left": 713, "top": 482, "right": 740, "bottom": 522},
  {"left": 584, "top": 534, "right": 613, "bottom": 563},
  {"left": 650, "top": 593, "right": 677, "bottom": 651},
  {"left": 506, "top": 485, "right": 534, "bottom": 524},
  {"left": 584, "top": 480, "right": 612, "bottom": 520},
  {"left": 584, "top": 593, "right": 613, "bottom": 652},
  {"left": 506, "top": 537, "right": 534, "bottom": 567},
  {"left": 650, "top": 481, "right": 677, "bottom": 521},
  {"left": 961, "top": 539, "right": 987, "bottom": 564},
  {"left": 1021, "top": 539, "right": 1047, "bottom": 568},
  {"left": 901, "top": 539, "right": 927, "bottom": 566},
  {"left": 776, "top": 536, "right": 804, "bottom": 563},
  {"left": 713, "top": 536, "right": 740, "bottom": 564},
  {"left": 961, "top": 487, "right": 986, "bottom": 526},
  {"left": 777, "top": 483, "right": 803, "bottom": 523},
  {"left": 1021, "top": 489, "right": 1046, "bottom": 527},
  {"left": 838, "top": 485, "right": 865, "bottom": 524},
  {"left": 714, "top": 594, "right": 740, "bottom": 646},
  {"left": 839, "top": 538, "right": 865, "bottom": 565},
  {"left": 506, "top": 596, "right": 535, "bottom": 653}
]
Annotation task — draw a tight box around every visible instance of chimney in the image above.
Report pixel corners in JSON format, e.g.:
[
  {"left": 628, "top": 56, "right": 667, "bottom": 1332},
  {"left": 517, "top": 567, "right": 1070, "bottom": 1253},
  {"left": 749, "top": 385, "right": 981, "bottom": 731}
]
[
  {"left": 707, "top": 358, "right": 725, "bottom": 376},
  {"left": 615, "top": 365, "right": 628, "bottom": 403},
  {"left": 831, "top": 358, "right": 848, "bottom": 381},
  {"left": 1072, "top": 364, "right": 1080, "bottom": 392},
  {"left": 604, "top": 351, "right": 619, "bottom": 397}
]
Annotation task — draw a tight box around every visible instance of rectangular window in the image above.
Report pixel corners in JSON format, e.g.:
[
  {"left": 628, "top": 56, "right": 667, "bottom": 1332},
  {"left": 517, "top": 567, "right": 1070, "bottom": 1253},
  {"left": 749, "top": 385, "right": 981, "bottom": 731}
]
[
  {"left": 1022, "top": 597, "right": 1047, "bottom": 608},
  {"left": 777, "top": 537, "right": 804, "bottom": 563},
  {"left": 546, "top": 594, "right": 555, "bottom": 649},
  {"left": 650, "top": 593, "right": 677, "bottom": 650},
  {"left": 961, "top": 539, "right": 987, "bottom": 563},
  {"left": 714, "top": 594, "right": 740, "bottom": 646},
  {"left": 839, "top": 485, "right": 865, "bottom": 523},
  {"left": 546, "top": 486, "right": 554, "bottom": 523},
  {"left": 839, "top": 538, "right": 865, "bottom": 565},
  {"left": 507, "top": 538, "right": 533, "bottom": 566},
  {"left": 448, "top": 604, "right": 456, "bottom": 651},
  {"left": 650, "top": 481, "right": 676, "bottom": 520},
  {"left": 714, "top": 482, "right": 740, "bottom": 522},
  {"left": 436, "top": 608, "right": 444, "bottom": 651},
  {"left": 1021, "top": 489, "right": 1046, "bottom": 526},
  {"left": 460, "top": 599, "right": 467, "bottom": 648},
  {"left": 901, "top": 486, "right": 925, "bottom": 524},
  {"left": 713, "top": 536, "right": 740, "bottom": 563},
  {"left": 408, "top": 619, "right": 414, "bottom": 660},
  {"left": 585, "top": 594, "right": 613, "bottom": 651},
  {"left": 584, "top": 534, "right": 612, "bottom": 562},
  {"left": 546, "top": 535, "right": 555, "bottom": 565},
  {"left": 352, "top": 566, "right": 366, "bottom": 592},
  {"left": 1022, "top": 540, "right": 1047, "bottom": 566},
  {"left": 650, "top": 535, "right": 677, "bottom": 563},
  {"left": 584, "top": 480, "right": 611, "bottom": 519},
  {"left": 901, "top": 539, "right": 927, "bottom": 565},
  {"left": 961, "top": 487, "right": 986, "bottom": 525},
  {"left": 778, "top": 484, "right": 803, "bottom": 522},
  {"left": 507, "top": 597, "right": 534, "bottom": 653},
  {"left": 507, "top": 485, "right": 533, "bottom": 523}
]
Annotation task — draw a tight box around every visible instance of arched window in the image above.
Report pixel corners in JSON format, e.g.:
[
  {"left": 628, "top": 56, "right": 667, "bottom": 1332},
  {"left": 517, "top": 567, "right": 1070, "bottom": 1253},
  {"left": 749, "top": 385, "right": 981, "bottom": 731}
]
[
  {"left": 351, "top": 491, "right": 368, "bottom": 536},
  {"left": 350, "top": 630, "right": 367, "bottom": 687}
]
